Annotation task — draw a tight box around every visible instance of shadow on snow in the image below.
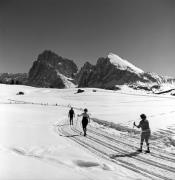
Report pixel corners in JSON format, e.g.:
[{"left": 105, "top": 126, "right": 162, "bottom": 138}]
[{"left": 110, "top": 151, "right": 141, "bottom": 158}]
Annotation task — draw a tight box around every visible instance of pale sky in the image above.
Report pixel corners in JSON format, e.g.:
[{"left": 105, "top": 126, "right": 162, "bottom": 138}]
[{"left": 0, "top": 0, "right": 175, "bottom": 76}]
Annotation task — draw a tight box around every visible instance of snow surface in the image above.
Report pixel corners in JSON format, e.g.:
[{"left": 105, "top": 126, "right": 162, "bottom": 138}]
[
  {"left": 0, "top": 84, "right": 175, "bottom": 180},
  {"left": 108, "top": 53, "right": 144, "bottom": 74},
  {"left": 56, "top": 71, "right": 76, "bottom": 88}
]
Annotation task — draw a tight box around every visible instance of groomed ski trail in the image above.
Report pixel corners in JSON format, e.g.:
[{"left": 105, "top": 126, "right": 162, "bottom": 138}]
[
  {"left": 7, "top": 98, "right": 175, "bottom": 179},
  {"left": 56, "top": 119, "right": 175, "bottom": 180}
]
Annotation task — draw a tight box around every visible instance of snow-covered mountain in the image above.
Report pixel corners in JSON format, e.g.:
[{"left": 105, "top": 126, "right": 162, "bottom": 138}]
[
  {"left": 107, "top": 53, "right": 175, "bottom": 87},
  {"left": 108, "top": 53, "right": 144, "bottom": 74},
  {"left": 146, "top": 72, "right": 175, "bottom": 84},
  {"left": 1, "top": 51, "right": 175, "bottom": 91},
  {"left": 27, "top": 50, "right": 78, "bottom": 88},
  {"left": 77, "top": 53, "right": 175, "bottom": 91}
]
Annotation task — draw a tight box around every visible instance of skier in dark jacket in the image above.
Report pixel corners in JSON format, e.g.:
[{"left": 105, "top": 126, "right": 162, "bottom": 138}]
[
  {"left": 134, "top": 114, "right": 151, "bottom": 153},
  {"left": 68, "top": 107, "right": 75, "bottom": 125},
  {"left": 78, "top": 108, "right": 90, "bottom": 136}
]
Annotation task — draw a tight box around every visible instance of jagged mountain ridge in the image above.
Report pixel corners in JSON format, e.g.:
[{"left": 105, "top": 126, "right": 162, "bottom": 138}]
[
  {"left": 77, "top": 53, "right": 175, "bottom": 90},
  {"left": 76, "top": 56, "right": 145, "bottom": 89},
  {"left": 1, "top": 50, "right": 175, "bottom": 90},
  {"left": 0, "top": 73, "right": 28, "bottom": 85},
  {"left": 27, "top": 50, "right": 78, "bottom": 88}
]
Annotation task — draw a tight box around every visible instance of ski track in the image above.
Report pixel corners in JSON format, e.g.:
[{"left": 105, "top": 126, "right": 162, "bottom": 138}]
[
  {"left": 58, "top": 125, "right": 155, "bottom": 180},
  {"left": 4, "top": 99, "right": 175, "bottom": 180},
  {"left": 57, "top": 120, "right": 175, "bottom": 180},
  {"left": 73, "top": 127, "right": 175, "bottom": 179},
  {"left": 85, "top": 129, "right": 175, "bottom": 170},
  {"left": 88, "top": 124, "right": 175, "bottom": 163}
]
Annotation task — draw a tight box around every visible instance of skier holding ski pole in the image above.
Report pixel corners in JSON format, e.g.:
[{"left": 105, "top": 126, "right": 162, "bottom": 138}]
[
  {"left": 133, "top": 114, "right": 151, "bottom": 153},
  {"left": 78, "top": 108, "right": 90, "bottom": 136}
]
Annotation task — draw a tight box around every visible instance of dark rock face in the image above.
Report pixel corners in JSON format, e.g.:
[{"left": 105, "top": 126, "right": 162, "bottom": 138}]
[
  {"left": 1, "top": 50, "right": 175, "bottom": 91},
  {"left": 28, "top": 50, "right": 78, "bottom": 88},
  {"left": 77, "top": 57, "right": 149, "bottom": 89},
  {"left": 76, "top": 57, "right": 175, "bottom": 90},
  {"left": 76, "top": 62, "right": 95, "bottom": 87}
]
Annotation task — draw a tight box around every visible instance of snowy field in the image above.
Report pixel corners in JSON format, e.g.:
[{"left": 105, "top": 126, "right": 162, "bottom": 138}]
[{"left": 0, "top": 84, "right": 175, "bottom": 180}]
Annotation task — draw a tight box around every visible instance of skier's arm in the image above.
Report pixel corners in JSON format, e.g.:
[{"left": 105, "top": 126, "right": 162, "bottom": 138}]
[
  {"left": 133, "top": 122, "right": 140, "bottom": 128},
  {"left": 78, "top": 113, "right": 83, "bottom": 117},
  {"left": 137, "top": 121, "right": 141, "bottom": 128}
]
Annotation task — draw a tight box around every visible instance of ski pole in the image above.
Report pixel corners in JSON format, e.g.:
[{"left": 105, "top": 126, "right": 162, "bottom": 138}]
[{"left": 75, "top": 116, "right": 78, "bottom": 129}]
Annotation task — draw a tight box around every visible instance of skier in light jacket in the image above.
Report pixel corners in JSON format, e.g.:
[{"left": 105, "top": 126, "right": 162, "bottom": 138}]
[{"left": 134, "top": 114, "right": 151, "bottom": 153}]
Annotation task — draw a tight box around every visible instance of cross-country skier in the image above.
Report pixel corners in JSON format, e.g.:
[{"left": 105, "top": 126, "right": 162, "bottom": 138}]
[
  {"left": 134, "top": 114, "right": 151, "bottom": 153},
  {"left": 78, "top": 108, "right": 90, "bottom": 136},
  {"left": 68, "top": 107, "right": 75, "bottom": 125}
]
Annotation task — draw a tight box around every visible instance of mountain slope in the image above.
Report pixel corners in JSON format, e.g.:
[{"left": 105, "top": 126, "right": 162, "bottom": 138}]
[
  {"left": 1, "top": 51, "right": 175, "bottom": 91},
  {"left": 0, "top": 73, "right": 28, "bottom": 85},
  {"left": 76, "top": 54, "right": 148, "bottom": 89},
  {"left": 76, "top": 53, "right": 175, "bottom": 90},
  {"left": 108, "top": 53, "right": 144, "bottom": 74},
  {"left": 28, "top": 50, "right": 78, "bottom": 88}
]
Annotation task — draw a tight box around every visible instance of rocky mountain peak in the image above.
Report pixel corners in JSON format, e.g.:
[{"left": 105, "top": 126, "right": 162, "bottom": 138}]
[
  {"left": 2, "top": 50, "right": 175, "bottom": 91},
  {"left": 108, "top": 53, "right": 144, "bottom": 74},
  {"left": 37, "top": 50, "right": 58, "bottom": 63},
  {"left": 27, "top": 50, "right": 78, "bottom": 88},
  {"left": 36, "top": 50, "right": 78, "bottom": 77}
]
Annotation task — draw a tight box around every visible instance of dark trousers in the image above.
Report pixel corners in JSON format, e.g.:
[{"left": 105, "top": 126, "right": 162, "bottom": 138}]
[
  {"left": 70, "top": 116, "right": 73, "bottom": 125},
  {"left": 82, "top": 118, "right": 88, "bottom": 136}
]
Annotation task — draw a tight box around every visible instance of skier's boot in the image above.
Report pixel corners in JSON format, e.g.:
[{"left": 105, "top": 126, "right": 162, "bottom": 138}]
[
  {"left": 145, "top": 149, "right": 150, "bottom": 153},
  {"left": 137, "top": 148, "right": 142, "bottom": 152},
  {"left": 137, "top": 143, "right": 143, "bottom": 152},
  {"left": 145, "top": 144, "right": 150, "bottom": 153}
]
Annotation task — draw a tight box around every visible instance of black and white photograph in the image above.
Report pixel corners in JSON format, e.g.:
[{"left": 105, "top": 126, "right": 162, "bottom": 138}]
[{"left": 0, "top": 0, "right": 175, "bottom": 179}]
